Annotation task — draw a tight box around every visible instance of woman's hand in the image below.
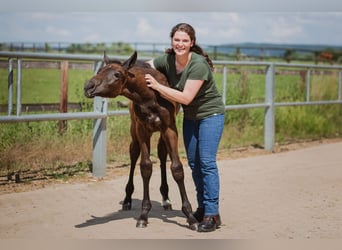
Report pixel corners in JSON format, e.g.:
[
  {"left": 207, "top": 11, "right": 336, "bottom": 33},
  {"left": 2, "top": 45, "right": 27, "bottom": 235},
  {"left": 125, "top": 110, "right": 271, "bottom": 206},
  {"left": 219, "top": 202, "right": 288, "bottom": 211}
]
[
  {"left": 145, "top": 74, "right": 159, "bottom": 90},
  {"left": 145, "top": 73, "right": 203, "bottom": 105}
]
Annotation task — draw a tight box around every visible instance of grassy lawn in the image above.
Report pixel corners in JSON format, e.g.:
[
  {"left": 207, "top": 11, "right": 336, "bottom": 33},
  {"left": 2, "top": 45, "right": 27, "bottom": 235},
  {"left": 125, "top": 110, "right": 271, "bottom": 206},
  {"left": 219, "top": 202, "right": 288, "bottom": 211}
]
[{"left": 1, "top": 61, "right": 341, "bottom": 179}]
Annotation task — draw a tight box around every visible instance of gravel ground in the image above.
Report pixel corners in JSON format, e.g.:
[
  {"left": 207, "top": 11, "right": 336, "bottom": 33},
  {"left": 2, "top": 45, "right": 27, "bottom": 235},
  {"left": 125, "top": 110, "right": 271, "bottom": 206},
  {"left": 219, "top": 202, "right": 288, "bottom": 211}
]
[{"left": 0, "top": 139, "right": 341, "bottom": 239}]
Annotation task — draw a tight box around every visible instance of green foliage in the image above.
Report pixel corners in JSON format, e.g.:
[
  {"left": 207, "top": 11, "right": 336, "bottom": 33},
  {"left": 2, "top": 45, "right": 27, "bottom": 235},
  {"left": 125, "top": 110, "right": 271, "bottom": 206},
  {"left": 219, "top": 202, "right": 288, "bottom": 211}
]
[
  {"left": 1, "top": 64, "right": 341, "bottom": 176},
  {"left": 0, "top": 68, "right": 94, "bottom": 104},
  {"left": 65, "top": 42, "right": 134, "bottom": 55},
  {"left": 276, "top": 104, "right": 342, "bottom": 141}
]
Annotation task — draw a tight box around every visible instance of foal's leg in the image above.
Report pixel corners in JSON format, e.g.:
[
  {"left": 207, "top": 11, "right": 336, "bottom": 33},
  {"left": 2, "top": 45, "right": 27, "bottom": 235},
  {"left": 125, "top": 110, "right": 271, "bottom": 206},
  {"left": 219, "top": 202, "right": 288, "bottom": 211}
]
[
  {"left": 122, "top": 116, "right": 140, "bottom": 210},
  {"left": 157, "top": 137, "right": 172, "bottom": 210},
  {"left": 163, "top": 128, "right": 198, "bottom": 230},
  {"left": 122, "top": 138, "right": 140, "bottom": 210},
  {"left": 136, "top": 133, "right": 153, "bottom": 228}
]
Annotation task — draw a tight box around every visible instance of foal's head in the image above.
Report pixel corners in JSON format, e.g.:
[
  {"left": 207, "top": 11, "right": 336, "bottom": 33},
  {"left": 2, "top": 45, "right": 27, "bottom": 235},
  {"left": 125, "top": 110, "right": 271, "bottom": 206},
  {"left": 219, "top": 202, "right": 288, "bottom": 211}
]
[{"left": 84, "top": 51, "right": 137, "bottom": 98}]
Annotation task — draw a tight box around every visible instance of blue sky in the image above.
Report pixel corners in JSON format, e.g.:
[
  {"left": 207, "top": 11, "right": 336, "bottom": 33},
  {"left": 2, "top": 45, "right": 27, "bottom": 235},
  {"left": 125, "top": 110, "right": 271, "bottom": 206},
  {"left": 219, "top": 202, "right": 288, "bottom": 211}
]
[{"left": 1, "top": 0, "right": 342, "bottom": 46}]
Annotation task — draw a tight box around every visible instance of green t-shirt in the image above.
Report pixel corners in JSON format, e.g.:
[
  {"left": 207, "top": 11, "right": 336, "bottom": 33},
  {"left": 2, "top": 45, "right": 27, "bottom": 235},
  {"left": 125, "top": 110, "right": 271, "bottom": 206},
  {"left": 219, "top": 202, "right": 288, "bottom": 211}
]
[{"left": 153, "top": 52, "right": 225, "bottom": 120}]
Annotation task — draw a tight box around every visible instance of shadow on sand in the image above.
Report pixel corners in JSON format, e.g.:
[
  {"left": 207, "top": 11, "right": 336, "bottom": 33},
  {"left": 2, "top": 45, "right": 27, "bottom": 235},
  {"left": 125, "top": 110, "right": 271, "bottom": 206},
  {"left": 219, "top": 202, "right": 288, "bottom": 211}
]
[{"left": 74, "top": 198, "right": 189, "bottom": 229}]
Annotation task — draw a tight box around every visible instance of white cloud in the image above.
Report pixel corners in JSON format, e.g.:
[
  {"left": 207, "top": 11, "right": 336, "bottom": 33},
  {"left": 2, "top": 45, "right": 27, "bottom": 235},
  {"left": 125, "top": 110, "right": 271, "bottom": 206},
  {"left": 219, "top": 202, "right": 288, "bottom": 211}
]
[
  {"left": 218, "top": 27, "right": 242, "bottom": 39},
  {"left": 271, "top": 18, "right": 302, "bottom": 38},
  {"left": 136, "top": 18, "right": 153, "bottom": 35},
  {"left": 82, "top": 33, "right": 102, "bottom": 43},
  {"left": 209, "top": 12, "right": 241, "bottom": 24},
  {"left": 46, "top": 26, "right": 71, "bottom": 38},
  {"left": 1, "top": 12, "right": 342, "bottom": 45},
  {"left": 135, "top": 16, "right": 170, "bottom": 43}
]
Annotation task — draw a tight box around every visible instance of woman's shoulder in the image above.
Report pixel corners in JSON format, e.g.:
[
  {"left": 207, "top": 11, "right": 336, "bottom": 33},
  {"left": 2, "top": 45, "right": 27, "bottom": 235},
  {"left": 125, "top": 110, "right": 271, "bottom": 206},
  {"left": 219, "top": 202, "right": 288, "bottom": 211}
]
[
  {"left": 190, "top": 52, "right": 210, "bottom": 70},
  {"left": 154, "top": 53, "right": 167, "bottom": 61},
  {"left": 154, "top": 53, "right": 174, "bottom": 64},
  {"left": 191, "top": 52, "right": 206, "bottom": 61},
  {"left": 153, "top": 53, "right": 172, "bottom": 68}
]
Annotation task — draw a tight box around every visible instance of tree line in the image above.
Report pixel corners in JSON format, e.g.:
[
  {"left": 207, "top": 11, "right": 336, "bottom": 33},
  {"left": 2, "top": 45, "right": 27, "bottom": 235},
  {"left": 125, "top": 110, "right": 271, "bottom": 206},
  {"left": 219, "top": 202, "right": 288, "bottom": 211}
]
[{"left": 1, "top": 41, "right": 342, "bottom": 64}]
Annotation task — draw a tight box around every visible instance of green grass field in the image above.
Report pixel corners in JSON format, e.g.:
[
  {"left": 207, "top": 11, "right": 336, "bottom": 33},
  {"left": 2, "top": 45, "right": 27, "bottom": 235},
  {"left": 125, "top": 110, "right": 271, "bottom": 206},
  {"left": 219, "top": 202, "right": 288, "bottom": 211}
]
[
  {"left": 0, "top": 68, "right": 92, "bottom": 104},
  {"left": 1, "top": 64, "right": 341, "bottom": 179}
]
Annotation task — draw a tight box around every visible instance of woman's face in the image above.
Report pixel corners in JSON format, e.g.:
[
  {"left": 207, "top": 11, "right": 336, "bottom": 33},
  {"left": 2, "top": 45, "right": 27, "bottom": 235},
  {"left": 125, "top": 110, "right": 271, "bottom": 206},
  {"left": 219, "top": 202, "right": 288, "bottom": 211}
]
[{"left": 172, "top": 31, "right": 194, "bottom": 56}]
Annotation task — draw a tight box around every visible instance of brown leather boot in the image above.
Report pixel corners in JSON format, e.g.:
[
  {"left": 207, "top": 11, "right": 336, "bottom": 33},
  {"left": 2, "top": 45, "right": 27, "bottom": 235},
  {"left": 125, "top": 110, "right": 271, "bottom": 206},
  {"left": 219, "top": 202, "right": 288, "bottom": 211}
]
[{"left": 197, "top": 215, "right": 221, "bottom": 232}]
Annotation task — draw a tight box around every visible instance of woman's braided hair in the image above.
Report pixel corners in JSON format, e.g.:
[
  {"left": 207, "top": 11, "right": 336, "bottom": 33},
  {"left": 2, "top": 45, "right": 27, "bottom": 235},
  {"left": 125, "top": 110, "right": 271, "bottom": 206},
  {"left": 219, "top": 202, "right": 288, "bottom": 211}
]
[{"left": 165, "top": 23, "right": 214, "bottom": 71}]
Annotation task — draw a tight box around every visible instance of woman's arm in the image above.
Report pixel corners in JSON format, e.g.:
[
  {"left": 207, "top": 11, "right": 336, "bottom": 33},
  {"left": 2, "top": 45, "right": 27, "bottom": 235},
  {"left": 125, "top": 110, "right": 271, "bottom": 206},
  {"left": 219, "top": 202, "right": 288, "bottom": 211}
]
[{"left": 145, "top": 74, "right": 203, "bottom": 105}]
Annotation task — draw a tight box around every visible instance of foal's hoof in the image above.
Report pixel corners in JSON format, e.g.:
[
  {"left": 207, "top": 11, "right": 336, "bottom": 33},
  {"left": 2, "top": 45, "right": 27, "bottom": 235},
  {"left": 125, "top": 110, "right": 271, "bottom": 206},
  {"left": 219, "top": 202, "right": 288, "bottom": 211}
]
[
  {"left": 189, "top": 222, "right": 199, "bottom": 231},
  {"left": 163, "top": 204, "right": 172, "bottom": 210},
  {"left": 122, "top": 202, "right": 132, "bottom": 211},
  {"left": 136, "top": 219, "right": 148, "bottom": 228},
  {"left": 162, "top": 199, "right": 172, "bottom": 210},
  {"left": 187, "top": 213, "right": 199, "bottom": 231}
]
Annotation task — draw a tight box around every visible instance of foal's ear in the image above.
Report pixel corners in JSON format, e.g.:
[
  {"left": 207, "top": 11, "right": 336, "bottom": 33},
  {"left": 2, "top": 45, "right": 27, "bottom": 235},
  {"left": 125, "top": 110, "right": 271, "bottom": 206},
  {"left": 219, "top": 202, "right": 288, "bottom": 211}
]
[
  {"left": 127, "top": 71, "right": 135, "bottom": 78},
  {"left": 103, "top": 50, "right": 111, "bottom": 64},
  {"left": 123, "top": 51, "right": 138, "bottom": 70}
]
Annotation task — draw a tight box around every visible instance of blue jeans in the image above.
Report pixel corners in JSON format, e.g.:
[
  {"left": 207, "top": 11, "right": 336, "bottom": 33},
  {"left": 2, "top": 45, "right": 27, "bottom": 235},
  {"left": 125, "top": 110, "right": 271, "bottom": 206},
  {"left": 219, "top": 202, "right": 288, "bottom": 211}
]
[{"left": 183, "top": 113, "right": 224, "bottom": 216}]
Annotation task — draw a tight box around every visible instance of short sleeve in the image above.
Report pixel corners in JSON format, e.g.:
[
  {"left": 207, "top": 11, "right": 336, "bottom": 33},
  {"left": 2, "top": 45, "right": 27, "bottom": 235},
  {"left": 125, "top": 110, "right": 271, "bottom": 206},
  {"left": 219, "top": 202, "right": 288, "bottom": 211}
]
[
  {"left": 187, "top": 61, "right": 210, "bottom": 81},
  {"left": 153, "top": 54, "right": 169, "bottom": 76}
]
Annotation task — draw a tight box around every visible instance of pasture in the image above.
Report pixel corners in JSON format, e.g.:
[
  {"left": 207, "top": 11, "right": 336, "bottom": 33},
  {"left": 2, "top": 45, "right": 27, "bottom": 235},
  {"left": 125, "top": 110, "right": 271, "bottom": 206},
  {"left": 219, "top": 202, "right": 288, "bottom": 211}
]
[{"left": 0, "top": 62, "right": 341, "bottom": 184}]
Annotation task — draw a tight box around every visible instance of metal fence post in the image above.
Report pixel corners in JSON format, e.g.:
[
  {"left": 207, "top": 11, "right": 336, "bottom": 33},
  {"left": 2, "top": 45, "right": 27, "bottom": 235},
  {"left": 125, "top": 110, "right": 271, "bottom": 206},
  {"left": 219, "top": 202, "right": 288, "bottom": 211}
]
[
  {"left": 92, "top": 60, "right": 107, "bottom": 178},
  {"left": 92, "top": 96, "right": 107, "bottom": 177},
  {"left": 264, "top": 64, "right": 275, "bottom": 151},
  {"left": 222, "top": 66, "right": 227, "bottom": 105},
  {"left": 306, "top": 69, "right": 311, "bottom": 102},
  {"left": 16, "top": 58, "right": 22, "bottom": 116},
  {"left": 338, "top": 71, "right": 341, "bottom": 100}
]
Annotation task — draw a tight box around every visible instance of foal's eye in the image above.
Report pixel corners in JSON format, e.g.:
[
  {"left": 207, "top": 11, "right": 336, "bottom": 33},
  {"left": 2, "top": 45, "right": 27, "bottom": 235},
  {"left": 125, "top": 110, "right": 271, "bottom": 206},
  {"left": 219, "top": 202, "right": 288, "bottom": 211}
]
[{"left": 114, "top": 72, "right": 121, "bottom": 78}]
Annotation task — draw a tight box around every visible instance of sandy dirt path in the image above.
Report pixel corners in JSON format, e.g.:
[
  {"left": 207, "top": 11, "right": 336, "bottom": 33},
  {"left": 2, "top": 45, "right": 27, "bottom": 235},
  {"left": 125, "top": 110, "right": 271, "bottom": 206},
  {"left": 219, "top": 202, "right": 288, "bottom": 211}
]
[{"left": 0, "top": 141, "right": 341, "bottom": 239}]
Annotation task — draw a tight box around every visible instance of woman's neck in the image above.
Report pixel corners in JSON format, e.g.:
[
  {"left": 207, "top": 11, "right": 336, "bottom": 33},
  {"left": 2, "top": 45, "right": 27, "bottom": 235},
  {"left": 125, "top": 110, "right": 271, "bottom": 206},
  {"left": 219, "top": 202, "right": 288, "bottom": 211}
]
[{"left": 175, "top": 52, "right": 191, "bottom": 74}]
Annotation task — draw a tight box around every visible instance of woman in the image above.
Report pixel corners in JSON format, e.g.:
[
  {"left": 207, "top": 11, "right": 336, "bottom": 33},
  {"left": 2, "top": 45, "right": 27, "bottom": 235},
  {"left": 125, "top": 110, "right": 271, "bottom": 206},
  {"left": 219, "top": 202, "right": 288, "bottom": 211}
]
[{"left": 145, "top": 23, "right": 225, "bottom": 232}]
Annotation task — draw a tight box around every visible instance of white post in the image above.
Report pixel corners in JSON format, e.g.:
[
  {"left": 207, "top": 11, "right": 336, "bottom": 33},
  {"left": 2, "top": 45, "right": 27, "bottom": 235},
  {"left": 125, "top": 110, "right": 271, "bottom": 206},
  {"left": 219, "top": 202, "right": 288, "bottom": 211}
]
[
  {"left": 92, "top": 60, "right": 107, "bottom": 178},
  {"left": 92, "top": 96, "right": 107, "bottom": 177},
  {"left": 264, "top": 64, "right": 275, "bottom": 151}
]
